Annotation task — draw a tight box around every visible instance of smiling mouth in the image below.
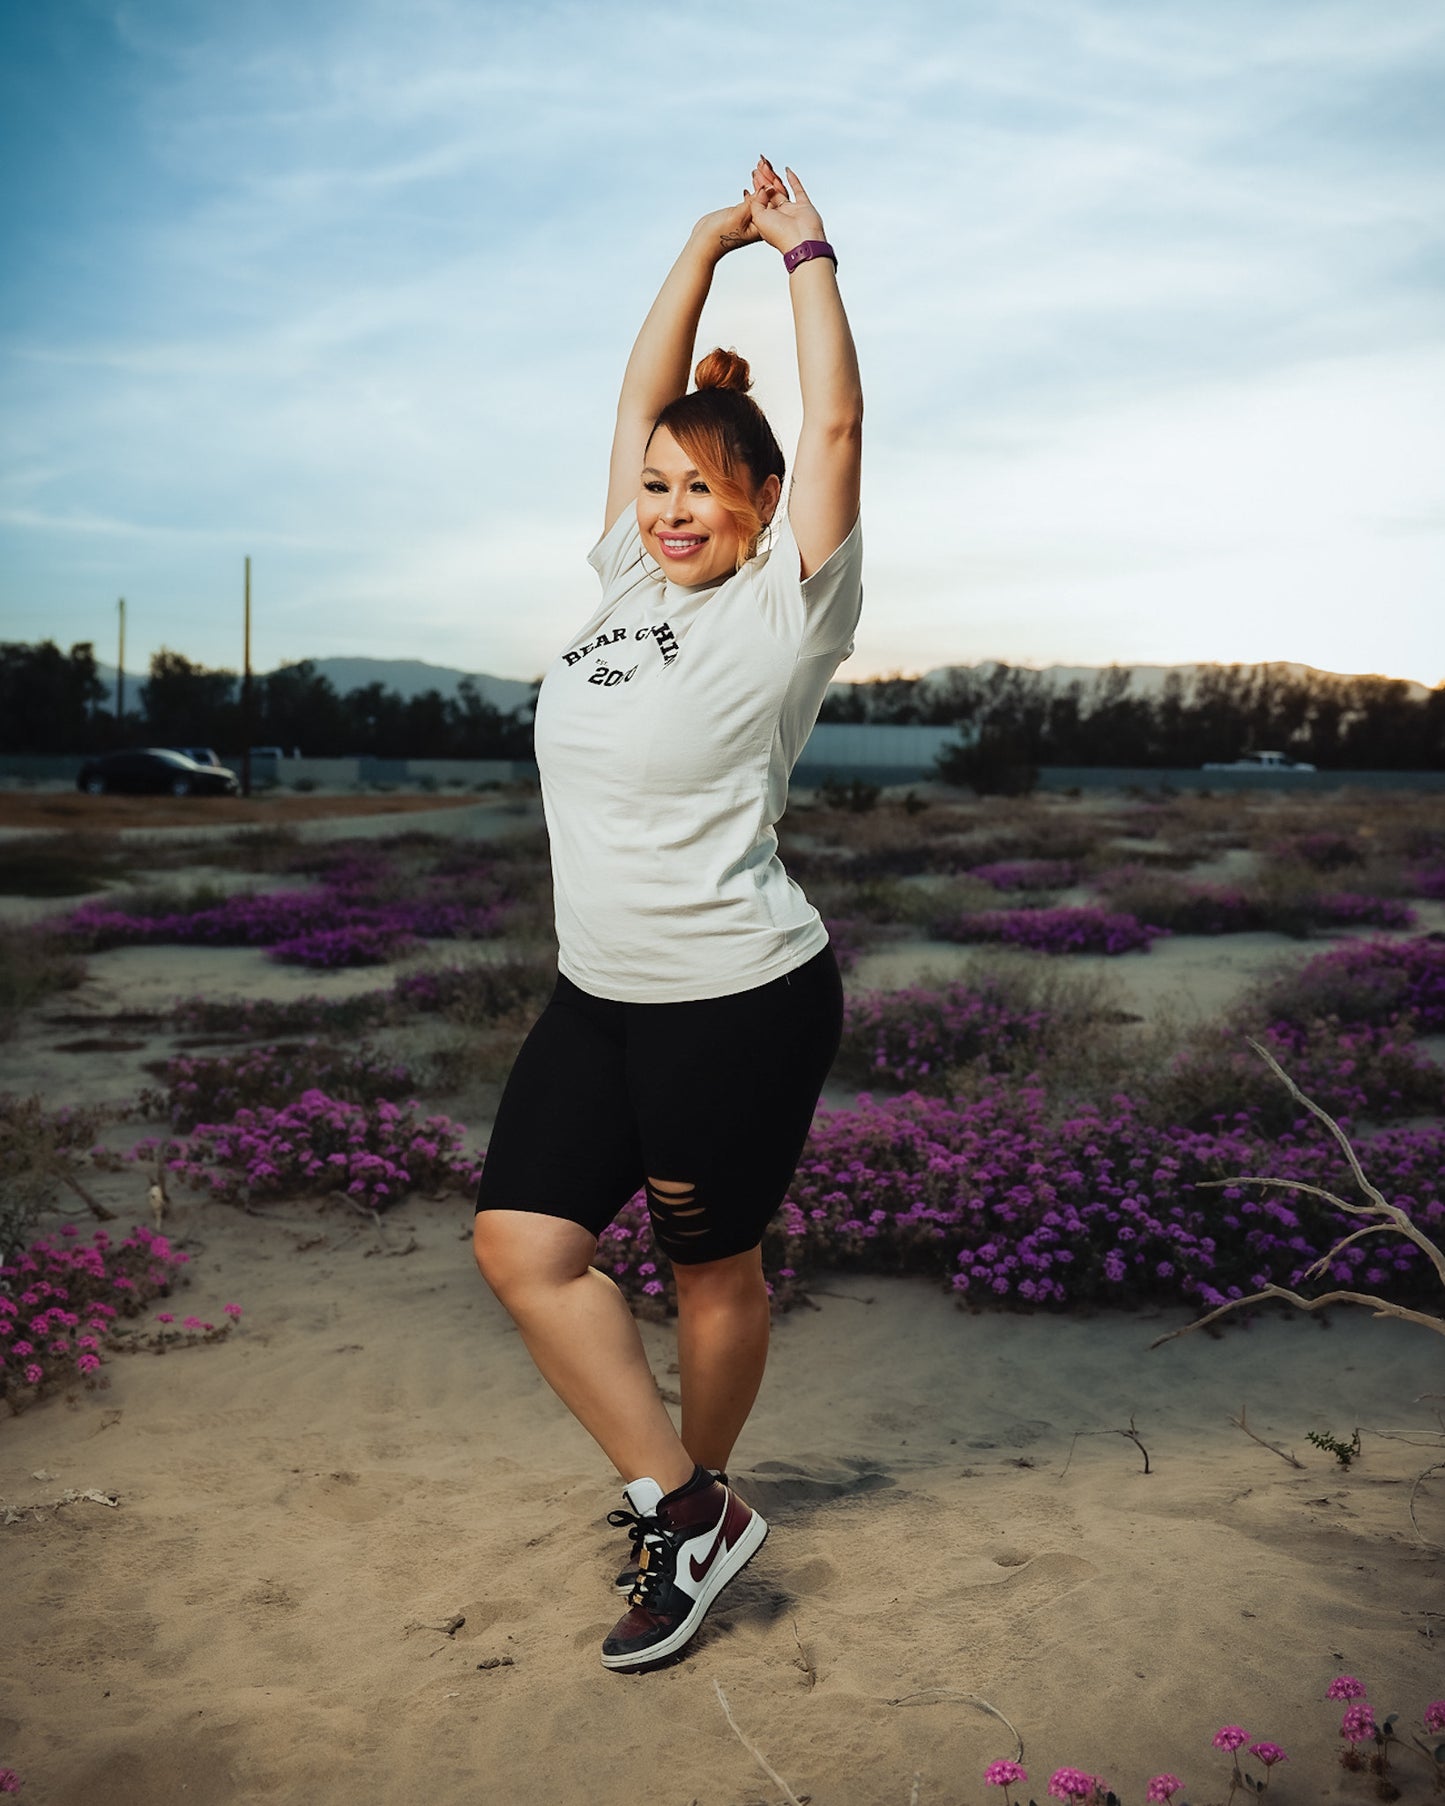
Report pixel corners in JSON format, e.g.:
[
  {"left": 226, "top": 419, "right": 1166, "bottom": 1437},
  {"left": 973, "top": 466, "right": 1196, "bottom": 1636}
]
[{"left": 656, "top": 534, "right": 707, "bottom": 558}]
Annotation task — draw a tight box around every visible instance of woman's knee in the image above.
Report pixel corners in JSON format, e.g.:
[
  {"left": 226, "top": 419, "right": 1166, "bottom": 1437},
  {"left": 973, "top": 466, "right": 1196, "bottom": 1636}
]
[
  {"left": 671, "top": 1243, "right": 766, "bottom": 1304},
  {"left": 472, "top": 1209, "right": 596, "bottom": 1306}
]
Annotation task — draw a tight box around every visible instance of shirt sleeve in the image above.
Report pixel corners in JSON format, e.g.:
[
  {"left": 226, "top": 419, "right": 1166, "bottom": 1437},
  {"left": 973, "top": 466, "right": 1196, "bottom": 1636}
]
[
  {"left": 756, "top": 513, "right": 864, "bottom": 659},
  {"left": 587, "top": 508, "right": 645, "bottom": 592}
]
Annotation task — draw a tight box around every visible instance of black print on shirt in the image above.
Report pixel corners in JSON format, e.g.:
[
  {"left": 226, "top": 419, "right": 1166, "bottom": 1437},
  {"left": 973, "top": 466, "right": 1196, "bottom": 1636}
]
[
  {"left": 651, "top": 622, "right": 679, "bottom": 665},
  {"left": 588, "top": 659, "right": 637, "bottom": 687},
  {"left": 564, "top": 627, "right": 627, "bottom": 667}
]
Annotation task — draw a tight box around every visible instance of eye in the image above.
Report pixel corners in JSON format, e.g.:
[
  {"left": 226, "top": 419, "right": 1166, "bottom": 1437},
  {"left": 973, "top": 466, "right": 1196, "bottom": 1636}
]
[
  {"left": 689, "top": 480, "right": 711, "bottom": 494},
  {"left": 643, "top": 480, "right": 667, "bottom": 493}
]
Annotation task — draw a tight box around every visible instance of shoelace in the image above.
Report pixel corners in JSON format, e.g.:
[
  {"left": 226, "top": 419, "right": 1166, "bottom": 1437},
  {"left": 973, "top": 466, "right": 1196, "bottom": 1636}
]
[{"left": 605, "top": 1506, "right": 670, "bottom": 1608}]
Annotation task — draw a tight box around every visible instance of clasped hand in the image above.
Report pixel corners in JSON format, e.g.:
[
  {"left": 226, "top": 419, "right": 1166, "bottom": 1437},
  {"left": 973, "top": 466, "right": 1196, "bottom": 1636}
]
[{"left": 692, "top": 156, "right": 827, "bottom": 260}]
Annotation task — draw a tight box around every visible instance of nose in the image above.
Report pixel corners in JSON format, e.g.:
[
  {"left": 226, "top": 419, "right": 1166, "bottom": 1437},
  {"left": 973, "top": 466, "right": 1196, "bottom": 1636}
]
[{"left": 662, "top": 485, "right": 692, "bottom": 523}]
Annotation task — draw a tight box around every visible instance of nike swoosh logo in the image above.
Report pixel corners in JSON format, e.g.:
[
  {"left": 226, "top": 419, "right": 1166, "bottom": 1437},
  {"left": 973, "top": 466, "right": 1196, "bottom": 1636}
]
[{"left": 689, "top": 1505, "right": 738, "bottom": 1584}]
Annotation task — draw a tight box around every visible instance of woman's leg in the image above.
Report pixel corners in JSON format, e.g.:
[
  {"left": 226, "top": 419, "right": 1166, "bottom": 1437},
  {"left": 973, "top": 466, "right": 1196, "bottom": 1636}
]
[
  {"left": 670, "top": 1240, "right": 771, "bottom": 1473},
  {"left": 473, "top": 1209, "right": 694, "bottom": 1493}
]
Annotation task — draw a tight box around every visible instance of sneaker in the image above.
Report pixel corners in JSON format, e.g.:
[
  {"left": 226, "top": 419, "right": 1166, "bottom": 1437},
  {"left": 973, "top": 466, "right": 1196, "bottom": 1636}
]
[
  {"left": 600, "top": 1467, "right": 767, "bottom": 1671},
  {"left": 609, "top": 1469, "right": 728, "bottom": 1594}
]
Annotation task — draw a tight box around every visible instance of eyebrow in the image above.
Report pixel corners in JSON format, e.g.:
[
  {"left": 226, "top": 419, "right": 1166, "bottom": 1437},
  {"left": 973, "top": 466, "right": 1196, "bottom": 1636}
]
[{"left": 641, "top": 465, "right": 701, "bottom": 479}]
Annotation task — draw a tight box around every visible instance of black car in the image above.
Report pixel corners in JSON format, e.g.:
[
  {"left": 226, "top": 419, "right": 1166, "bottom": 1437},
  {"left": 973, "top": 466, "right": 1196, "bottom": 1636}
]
[{"left": 77, "top": 748, "right": 242, "bottom": 797}]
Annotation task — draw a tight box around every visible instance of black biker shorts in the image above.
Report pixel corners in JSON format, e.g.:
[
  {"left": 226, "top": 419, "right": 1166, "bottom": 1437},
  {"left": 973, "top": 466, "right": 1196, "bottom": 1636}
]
[{"left": 474, "top": 944, "right": 843, "bottom": 1264}]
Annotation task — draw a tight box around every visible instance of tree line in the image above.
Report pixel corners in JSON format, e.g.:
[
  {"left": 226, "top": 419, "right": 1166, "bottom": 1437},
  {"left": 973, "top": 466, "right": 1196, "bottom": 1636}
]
[
  {"left": 819, "top": 663, "right": 1445, "bottom": 770},
  {"left": 0, "top": 643, "right": 536, "bottom": 760},
  {"left": 4, "top": 640, "right": 1442, "bottom": 769}
]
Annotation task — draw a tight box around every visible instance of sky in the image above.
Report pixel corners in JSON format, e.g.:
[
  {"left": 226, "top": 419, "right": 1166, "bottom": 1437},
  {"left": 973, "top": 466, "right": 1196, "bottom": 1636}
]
[{"left": 2, "top": 0, "right": 1443, "bottom": 689}]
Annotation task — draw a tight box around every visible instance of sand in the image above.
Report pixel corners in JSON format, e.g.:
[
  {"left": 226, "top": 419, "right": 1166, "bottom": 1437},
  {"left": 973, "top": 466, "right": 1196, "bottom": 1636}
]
[
  {"left": 3, "top": 1186, "right": 1440, "bottom": 1804},
  {"left": 3, "top": 804, "right": 1443, "bottom": 1804}
]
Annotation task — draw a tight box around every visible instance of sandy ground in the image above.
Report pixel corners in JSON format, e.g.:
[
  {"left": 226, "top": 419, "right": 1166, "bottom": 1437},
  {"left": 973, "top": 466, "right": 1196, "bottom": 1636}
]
[
  {"left": 2, "top": 1182, "right": 1441, "bottom": 1805},
  {"left": 3, "top": 807, "right": 1444, "bottom": 1803}
]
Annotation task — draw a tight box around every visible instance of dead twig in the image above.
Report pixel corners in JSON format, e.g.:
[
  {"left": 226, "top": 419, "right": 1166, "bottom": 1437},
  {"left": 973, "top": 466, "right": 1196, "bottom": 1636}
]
[
  {"left": 1151, "top": 1284, "right": 1444, "bottom": 1348},
  {"left": 714, "top": 1681, "right": 805, "bottom": 1806},
  {"left": 790, "top": 1616, "right": 817, "bottom": 1690},
  {"left": 1409, "top": 1462, "right": 1444, "bottom": 1550},
  {"left": 885, "top": 1690, "right": 1023, "bottom": 1762},
  {"left": 1060, "top": 1416, "right": 1151, "bottom": 1477},
  {"left": 59, "top": 1167, "right": 115, "bottom": 1221},
  {"left": 1231, "top": 1404, "right": 1303, "bottom": 1469}
]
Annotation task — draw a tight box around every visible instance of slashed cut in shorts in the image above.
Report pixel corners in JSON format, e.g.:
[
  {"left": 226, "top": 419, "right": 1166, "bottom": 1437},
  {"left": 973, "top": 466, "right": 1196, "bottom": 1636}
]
[{"left": 473, "top": 944, "right": 843, "bottom": 1264}]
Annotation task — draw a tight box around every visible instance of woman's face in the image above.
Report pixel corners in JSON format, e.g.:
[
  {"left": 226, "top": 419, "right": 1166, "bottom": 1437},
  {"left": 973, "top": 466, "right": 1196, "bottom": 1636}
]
[{"left": 637, "top": 426, "right": 770, "bottom": 588}]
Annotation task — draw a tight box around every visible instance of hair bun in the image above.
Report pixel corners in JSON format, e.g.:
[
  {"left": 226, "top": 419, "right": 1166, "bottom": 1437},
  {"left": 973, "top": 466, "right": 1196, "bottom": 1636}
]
[{"left": 694, "top": 347, "right": 752, "bottom": 394}]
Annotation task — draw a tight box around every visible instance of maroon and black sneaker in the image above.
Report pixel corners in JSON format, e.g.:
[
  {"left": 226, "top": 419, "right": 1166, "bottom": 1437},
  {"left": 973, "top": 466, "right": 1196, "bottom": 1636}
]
[
  {"left": 610, "top": 1468, "right": 728, "bottom": 1594},
  {"left": 600, "top": 1467, "right": 767, "bottom": 1671}
]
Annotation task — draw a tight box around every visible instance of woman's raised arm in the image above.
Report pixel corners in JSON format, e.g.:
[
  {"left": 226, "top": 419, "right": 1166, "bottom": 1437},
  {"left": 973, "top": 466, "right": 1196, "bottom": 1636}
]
[
  {"left": 603, "top": 201, "right": 760, "bottom": 536},
  {"left": 747, "top": 158, "right": 862, "bottom": 579}
]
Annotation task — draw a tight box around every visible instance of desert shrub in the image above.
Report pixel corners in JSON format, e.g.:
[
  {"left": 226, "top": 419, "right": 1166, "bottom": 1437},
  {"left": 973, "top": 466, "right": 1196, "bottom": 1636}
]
[
  {"left": 935, "top": 728, "right": 1038, "bottom": 797},
  {"left": 391, "top": 956, "right": 555, "bottom": 1024},
  {"left": 968, "top": 859, "right": 1077, "bottom": 892},
  {"left": 817, "top": 775, "right": 880, "bottom": 813},
  {"left": 270, "top": 922, "right": 419, "bottom": 966},
  {"left": 0, "top": 832, "right": 133, "bottom": 898},
  {"left": 837, "top": 981, "right": 1048, "bottom": 1088},
  {"left": 1141, "top": 1016, "right": 1445, "bottom": 1136},
  {"left": 0, "top": 1096, "right": 111, "bottom": 1261},
  {"left": 835, "top": 964, "right": 1134, "bottom": 1093},
  {"left": 0, "top": 923, "right": 87, "bottom": 1038},
  {"left": 931, "top": 906, "right": 1167, "bottom": 956},
  {"left": 1274, "top": 830, "right": 1364, "bottom": 872},
  {"left": 1093, "top": 866, "right": 1416, "bottom": 937},
  {"left": 170, "top": 990, "right": 392, "bottom": 1037},
  {"left": 807, "top": 874, "right": 966, "bottom": 928},
  {"left": 1248, "top": 935, "right": 1445, "bottom": 1035},
  {"left": 139, "top": 1042, "right": 417, "bottom": 1131},
  {"left": 63, "top": 879, "right": 510, "bottom": 961},
  {"left": 0, "top": 1223, "right": 222, "bottom": 1412},
  {"left": 140, "top": 1092, "right": 483, "bottom": 1209}
]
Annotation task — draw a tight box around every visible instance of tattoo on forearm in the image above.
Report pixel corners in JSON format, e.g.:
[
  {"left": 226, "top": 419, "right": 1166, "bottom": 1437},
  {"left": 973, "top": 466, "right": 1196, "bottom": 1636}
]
[{"left": 718, "top": 230, "right": 749, "bottom": 251}]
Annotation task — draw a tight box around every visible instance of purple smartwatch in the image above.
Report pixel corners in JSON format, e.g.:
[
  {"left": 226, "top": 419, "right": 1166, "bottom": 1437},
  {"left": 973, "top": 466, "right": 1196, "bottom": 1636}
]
[{"left": 783, "top": 239, "right": 838, "bottom": 275}]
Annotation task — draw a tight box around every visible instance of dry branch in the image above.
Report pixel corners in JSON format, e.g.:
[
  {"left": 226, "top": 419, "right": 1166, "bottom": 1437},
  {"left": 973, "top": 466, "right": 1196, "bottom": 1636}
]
[
  {"left": 714, "top": 1681, "right": 805, "bottom": 1806},
  {"left": 1152, "top": 1039, "right": 1444, "bottom": 1350},
  {"left": 885, "top": 1689, "right": 1023, "bottom": 1761},
  {"left": 1409, "top": 1461, "right": 1444, "bottom": 1550},
  {"left": 1230, "top": 1405, "right": 1303, "bottom": 1469}
]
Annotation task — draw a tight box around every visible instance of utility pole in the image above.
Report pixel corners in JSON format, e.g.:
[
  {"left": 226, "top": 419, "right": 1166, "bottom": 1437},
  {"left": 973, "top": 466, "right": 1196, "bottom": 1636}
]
[
  {"left": 242, "top": 556, "right": 252, "bottom": 798},
  {"left": 116, "top": 596, "right": 126, "bottom": 738}
]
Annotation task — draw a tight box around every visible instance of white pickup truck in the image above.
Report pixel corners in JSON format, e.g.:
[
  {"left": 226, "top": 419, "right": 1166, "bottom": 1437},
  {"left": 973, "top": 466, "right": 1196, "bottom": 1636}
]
[{"left": 1202, "top": 750, "right": 1317, "bottom": 773}]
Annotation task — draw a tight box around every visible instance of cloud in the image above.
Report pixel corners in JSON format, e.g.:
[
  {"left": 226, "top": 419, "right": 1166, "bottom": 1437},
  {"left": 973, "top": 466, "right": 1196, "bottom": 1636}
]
[{"left": 2, "top": 0, "right": 1442, "bottom": 685}]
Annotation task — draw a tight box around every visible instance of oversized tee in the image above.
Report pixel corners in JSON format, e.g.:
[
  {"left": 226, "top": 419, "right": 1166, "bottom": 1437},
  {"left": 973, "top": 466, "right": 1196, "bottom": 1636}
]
[{"left": 532, "top": 507, "right": 864, "bottom": 1002}]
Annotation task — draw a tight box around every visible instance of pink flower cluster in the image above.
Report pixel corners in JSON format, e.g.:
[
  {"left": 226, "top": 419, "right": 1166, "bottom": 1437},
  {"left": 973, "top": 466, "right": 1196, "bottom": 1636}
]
[
  {"left": 140, "top": 1089, "right": 483, "bottom": 1209},
  {"left": 0, "top": 1223, "right": 196, "bottom": 1408},
  {"left": 63, "top": 857, "right": 512, "bottom": 969},
  {"left": 1047, "top": 1767, "right": 1106, "bottom": 1801},
  {"left": 969, "top": 859, "right": 1078, "bottom": 892},
  {"left": 147, "top": 1041, "right": 415, "bottom": 1131},
  {"left": 933, "top": 905, "right": 1168, "bottom": 957},
  {"left": 840, "top": 980, "right": 1051, "bottom": 1088}
]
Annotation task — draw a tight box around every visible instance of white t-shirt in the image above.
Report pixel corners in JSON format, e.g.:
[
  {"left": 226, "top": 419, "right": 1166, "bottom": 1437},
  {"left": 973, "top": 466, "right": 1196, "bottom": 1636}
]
[{"left": 532, "top": 507, "right": 864, "bottom": 1003}]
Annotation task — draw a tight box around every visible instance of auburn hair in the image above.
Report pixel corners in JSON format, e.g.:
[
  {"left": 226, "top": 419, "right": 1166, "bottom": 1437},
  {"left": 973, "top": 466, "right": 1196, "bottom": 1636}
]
[{"left": 649, "top": 349, "right": 785, "bottom": 567}]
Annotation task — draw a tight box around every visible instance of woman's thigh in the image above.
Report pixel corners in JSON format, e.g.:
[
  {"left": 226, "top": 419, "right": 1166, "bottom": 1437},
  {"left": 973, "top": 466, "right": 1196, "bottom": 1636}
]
[
  {"left": 474, "top": 978, "right": 646, "bottom": 1239},
  {"left": 626, "top": 947, "right": 844, "bottom": 1264}
]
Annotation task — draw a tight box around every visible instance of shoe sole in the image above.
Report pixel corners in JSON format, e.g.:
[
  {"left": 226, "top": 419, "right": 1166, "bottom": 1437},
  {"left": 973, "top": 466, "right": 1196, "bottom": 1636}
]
[{"left": 599, "top": 1512, "right": 769, "bottom": 1671}]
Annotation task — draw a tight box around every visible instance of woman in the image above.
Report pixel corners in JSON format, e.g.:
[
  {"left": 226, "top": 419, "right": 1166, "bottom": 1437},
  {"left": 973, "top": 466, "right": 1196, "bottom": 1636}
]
[{"left": 473, "top": 155, "right": 863, "bottom": 1672}]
